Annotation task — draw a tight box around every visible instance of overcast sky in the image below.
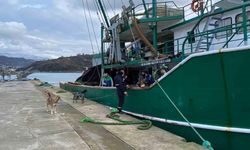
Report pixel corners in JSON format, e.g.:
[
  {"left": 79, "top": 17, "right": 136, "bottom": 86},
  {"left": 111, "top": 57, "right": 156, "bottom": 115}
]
[{"left": 0, "top": 0, "right": 187, "bottom": 60}]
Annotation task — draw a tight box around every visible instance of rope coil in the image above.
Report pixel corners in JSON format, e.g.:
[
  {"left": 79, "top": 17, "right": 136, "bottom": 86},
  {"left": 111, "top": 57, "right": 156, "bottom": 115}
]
[{"left": 80, "top": 108, "right": 152, "bottom": 130}]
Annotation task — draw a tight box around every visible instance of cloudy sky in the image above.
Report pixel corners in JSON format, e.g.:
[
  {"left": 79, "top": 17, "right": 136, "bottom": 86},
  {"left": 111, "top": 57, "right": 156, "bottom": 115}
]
[{"left": 0, "top": 0, "right": 186, "bottom": 60}]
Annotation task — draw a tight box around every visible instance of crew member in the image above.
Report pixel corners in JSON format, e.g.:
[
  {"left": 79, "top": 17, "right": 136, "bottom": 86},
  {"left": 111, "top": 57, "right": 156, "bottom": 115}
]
[
  {"left": 138, "top": 71, "right": 154, "bottom": 87},
  {"left": 144, "top": 72, "right": 155, "bottom": 86},
  {"left": 114, "top": 69, "right": 127, "bottom": 113},
  {"left": 101, "top": 73, "right": 113, "bottom": 87}
]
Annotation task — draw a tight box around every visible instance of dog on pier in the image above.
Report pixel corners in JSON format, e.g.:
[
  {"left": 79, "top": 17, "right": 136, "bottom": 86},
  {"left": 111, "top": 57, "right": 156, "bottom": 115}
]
[
  {"left": 72, "top": 90, "right": 87, "bottom": 103},
  {"left": 45, "top": 91, "right": 61, "bottom": 114}
]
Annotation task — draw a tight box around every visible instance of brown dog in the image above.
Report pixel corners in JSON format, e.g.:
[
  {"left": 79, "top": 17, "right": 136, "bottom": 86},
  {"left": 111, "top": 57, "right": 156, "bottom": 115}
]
[{"left": 45, "top": 91, "right": 61, "bottom": 114}]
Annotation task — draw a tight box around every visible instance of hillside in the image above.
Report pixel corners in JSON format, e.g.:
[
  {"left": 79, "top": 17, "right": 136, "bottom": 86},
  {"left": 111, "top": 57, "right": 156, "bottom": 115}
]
[
  {"left": 0, "top": 56, "right": 35, "bottom": 68},
  {"left": 23, "top": 54, "right": 92, "bottom": 72}
]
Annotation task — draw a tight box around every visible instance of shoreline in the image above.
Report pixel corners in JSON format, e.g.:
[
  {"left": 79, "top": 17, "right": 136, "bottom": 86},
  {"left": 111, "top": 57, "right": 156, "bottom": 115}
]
[{"left": 29, "top": 71, "right": 83, "bottom": 73}]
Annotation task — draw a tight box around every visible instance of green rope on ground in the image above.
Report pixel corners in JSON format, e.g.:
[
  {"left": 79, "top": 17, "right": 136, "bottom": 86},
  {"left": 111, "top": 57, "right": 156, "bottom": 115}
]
[
  {"left": 111, "top": 108, "right": 119, "bottom": 113},
  {"left": 81, "top": 117, "right": 95, "bottom": 122},
  {"left": 80, "top": 109, "right": 152, "bottom": 130}
]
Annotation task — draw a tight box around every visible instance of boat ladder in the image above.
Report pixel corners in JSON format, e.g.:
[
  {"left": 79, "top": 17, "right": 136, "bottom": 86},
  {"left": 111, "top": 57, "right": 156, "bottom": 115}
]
[{"left": 195, "top": 1, "right": 224, "bottom": 52}]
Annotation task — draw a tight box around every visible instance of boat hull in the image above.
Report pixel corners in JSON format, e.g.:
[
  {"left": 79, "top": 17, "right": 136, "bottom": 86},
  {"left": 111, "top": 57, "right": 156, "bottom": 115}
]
[{"left": 60, "top": 47, "right": 250, "bottom": 150}]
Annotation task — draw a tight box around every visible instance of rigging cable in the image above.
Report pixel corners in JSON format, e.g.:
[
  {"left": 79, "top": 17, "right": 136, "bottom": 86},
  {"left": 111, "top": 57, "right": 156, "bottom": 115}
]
[
  {"left": 85, "top": 0, "right": 101, "bottom": 53},
  {"left": 113, "top": 0, "right": 116, "bottom": 15},
  {"left": 81, "top": 0, "right": 95, "bottom": 53},
  {"left": 94, "top": 0, "right": 106, "bottom": 26},
  {"left": 100, "top": 0, "right": 110, "bottom": 21},
  {"left": 81, "top": 0, "right": 101, "bottom": 78},
  {"left": 105, "top": 0, "right": 116, "bottom": 16}
]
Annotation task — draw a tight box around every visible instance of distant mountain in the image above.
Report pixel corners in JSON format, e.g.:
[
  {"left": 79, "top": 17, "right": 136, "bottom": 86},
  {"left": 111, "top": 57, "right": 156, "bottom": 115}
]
[
  {"left": 0, "top": 56, "right": 35, "bottom": 68},
  {"left": 0, "top": 53, "right": 47, "bottom": 60},
  {"left": 22, "top": 54, "right": 92, "bottom": 72}
]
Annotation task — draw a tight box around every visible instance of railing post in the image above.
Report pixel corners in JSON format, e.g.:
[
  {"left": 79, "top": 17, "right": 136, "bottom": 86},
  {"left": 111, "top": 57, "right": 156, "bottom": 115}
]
[
  {"left": 182, "top": 42, "right": 185, "bottom": 59},
  {"left": 243, "top": 0, "right": 248, "bottom": 45},
  {"left": 226, "top": 27, "right": 229, "bottom": 48},
  {"left": 183, "top": 7, "right": 185, "bottom": 21},
  {"left": 191, "top": 38, "right": 193, "bottom": 53},
  {"left": 177, "top": 39, "right": 179, "bottom": 53},
  {"left": 206, "top": 31, "right": 209, "bottom": 51}
]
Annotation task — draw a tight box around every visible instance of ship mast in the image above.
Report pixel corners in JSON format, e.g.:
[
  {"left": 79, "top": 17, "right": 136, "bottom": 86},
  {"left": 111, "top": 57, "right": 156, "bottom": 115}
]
[
  {"left": 142, "top": 0, "right": 158, "bottom": 49},
  {"left": 97, "top": 0, "right": 110, "bottom": 28}
]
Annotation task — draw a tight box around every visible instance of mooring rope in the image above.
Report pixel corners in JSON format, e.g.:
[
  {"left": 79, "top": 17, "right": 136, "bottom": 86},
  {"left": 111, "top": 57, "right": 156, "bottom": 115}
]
[{"left": 154, "top": 71, "right": 213, "bottom": 150}]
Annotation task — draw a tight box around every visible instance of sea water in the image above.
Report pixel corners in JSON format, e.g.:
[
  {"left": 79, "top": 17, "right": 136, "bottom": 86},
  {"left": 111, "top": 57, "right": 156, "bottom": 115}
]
[
  {"left": 27, "top": 72, "right": 82, "bottom": 86},
  {"left": 0, "top": 75, "right": 17, "bottom": 81}
]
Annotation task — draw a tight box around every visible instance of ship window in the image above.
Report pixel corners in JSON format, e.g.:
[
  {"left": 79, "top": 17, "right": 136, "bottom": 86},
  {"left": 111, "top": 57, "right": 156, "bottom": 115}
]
[
  {"left": 215, "top": 17, "right": 232, "bottom": 39},
  {"left": 235, "top": 11, "right": 250, "bottom": 34}
]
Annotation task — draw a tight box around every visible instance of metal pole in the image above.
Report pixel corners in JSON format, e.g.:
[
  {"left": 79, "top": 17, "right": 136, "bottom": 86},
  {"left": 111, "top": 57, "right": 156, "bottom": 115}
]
[
  {"left": 99, "top": 24, "right": 105, "bottom": 86},
  {"left": 101, "top": 23, "right": 104, "bottom": 83},
  {"left": 101, "top": 23, "right": 104, "bottom": 67},
  {"left": 152, "top": 0, "right": 158, "bottom": 50}
]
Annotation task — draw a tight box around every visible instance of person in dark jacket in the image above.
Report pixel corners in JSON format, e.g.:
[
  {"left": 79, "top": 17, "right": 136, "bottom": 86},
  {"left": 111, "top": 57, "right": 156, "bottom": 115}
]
[
  {"left": 144, "top": 72, "right": 155, "bottom": 86},
  {"left": 114, "top": 69, "right": 127, "bottom": 113}
]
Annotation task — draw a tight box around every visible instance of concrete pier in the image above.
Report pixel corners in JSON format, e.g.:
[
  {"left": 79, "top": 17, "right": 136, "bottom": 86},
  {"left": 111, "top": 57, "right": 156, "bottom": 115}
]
[{"left": 0, "top": 81, "right": 204, "bottom": 150}]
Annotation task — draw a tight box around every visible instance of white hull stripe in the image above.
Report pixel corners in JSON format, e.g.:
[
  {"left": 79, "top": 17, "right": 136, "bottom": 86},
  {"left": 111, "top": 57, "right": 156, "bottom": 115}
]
[{"left": 121, "top": 110, "right": 250, "bottom": 134}]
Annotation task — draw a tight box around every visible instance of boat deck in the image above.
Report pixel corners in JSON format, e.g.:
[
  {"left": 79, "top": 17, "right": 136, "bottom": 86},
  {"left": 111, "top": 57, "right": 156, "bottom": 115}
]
[{"left": 0, "top": 80, "right": 204, "bottom": 150}]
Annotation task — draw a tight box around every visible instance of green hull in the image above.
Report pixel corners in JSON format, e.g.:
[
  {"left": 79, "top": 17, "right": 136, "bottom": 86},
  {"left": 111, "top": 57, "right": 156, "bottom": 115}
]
[{"left": 60, "top": 48, "right": 250, "bottom": 150}]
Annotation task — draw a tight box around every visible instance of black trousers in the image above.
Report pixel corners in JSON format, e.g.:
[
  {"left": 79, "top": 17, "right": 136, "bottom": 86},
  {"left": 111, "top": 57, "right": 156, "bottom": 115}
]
[{"left": 116, "top": 88, "right": 125, "bottom": 111}]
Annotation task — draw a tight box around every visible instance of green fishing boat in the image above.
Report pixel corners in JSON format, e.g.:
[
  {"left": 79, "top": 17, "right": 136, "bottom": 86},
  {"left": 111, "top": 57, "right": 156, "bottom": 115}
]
[{"left": 60, "top": 0, "right": 250, "bottom": 149}]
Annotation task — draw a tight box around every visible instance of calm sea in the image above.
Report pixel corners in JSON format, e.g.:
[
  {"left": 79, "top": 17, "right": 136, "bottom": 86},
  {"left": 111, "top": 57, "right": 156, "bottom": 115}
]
[
  {"left": 0, "top": 75, "right": 17, "bottom": 81},
  {"left": 27, "top": 72, "right": 82, "bottom": 86}
]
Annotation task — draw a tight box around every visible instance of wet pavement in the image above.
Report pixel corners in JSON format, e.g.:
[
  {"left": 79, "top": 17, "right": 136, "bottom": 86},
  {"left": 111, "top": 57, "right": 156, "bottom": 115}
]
[
  {"left": 56, "top": 102, "right": 134, "bottom": 150},
  {"left": 0, "top": 81, "right": 90, "bottom": 150},
  {"left": 0, "top": 81, "right": 204, "bottom": 150}
]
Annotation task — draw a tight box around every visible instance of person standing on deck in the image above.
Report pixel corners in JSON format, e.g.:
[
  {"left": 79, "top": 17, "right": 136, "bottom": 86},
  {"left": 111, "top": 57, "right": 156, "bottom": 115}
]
[
  {"left": 114, "top": 69, "right": 127, "bottom": 113},
  {"left": 144, "top": 72, "right": 155, "bottom": 86},
  {"left": 101, "top": 73, "right": 113, "bottom": 87}
]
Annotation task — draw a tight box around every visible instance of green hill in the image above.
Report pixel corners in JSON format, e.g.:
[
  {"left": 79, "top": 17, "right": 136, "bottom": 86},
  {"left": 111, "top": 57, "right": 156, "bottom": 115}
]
[
  {"left": 0, "top": 56, "right": 35, "bottom": 68},
  {"left": 23, "top": 54, "right": 92, "bottom": 72}
]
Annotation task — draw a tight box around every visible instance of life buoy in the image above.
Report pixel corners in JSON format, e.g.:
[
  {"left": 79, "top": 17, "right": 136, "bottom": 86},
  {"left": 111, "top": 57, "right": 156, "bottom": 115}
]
[{"left": 191, "top": 0, "right": 204, "bottom": 12}]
